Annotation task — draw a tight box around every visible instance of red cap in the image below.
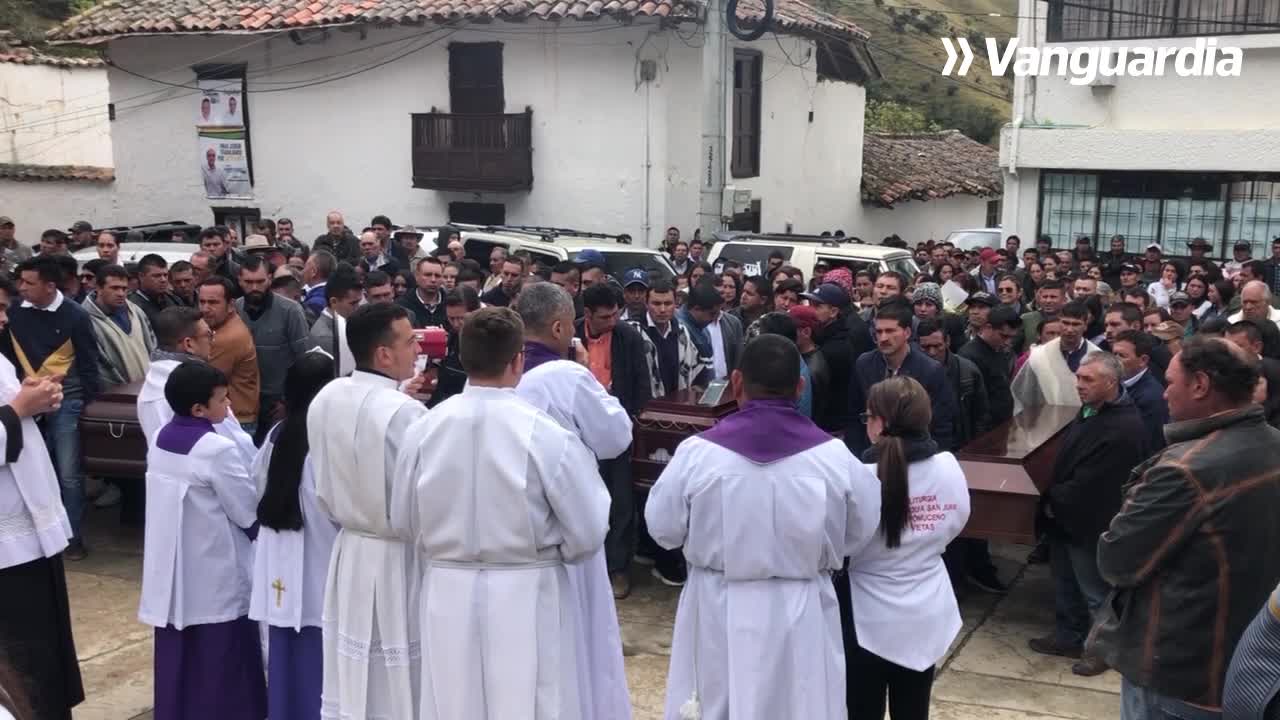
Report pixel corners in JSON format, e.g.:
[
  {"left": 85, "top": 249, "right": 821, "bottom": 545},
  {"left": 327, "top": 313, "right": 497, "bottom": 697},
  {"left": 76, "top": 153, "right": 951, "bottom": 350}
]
[
  {"left": 788, "top": 304, "right": 820, "bottom": 330},
  {"left": 980, "top": 247, "right": 999, "bottom": 262}
]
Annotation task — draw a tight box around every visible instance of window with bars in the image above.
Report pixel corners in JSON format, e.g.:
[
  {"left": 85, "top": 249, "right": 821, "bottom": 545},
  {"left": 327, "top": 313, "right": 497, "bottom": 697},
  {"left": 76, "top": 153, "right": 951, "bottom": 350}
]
[
  {"left": 1047, "top": 0, "right": 1280, "bottom": 41},
  {"left": 1038, "top": 171, "right": 1280, "bottom": 256}
]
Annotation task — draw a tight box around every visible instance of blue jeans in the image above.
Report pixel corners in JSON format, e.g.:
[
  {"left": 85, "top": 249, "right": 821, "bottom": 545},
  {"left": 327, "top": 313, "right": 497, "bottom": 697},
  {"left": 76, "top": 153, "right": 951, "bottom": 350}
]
[
  {"left": 1122, "top": 678, "right": 1222, "bottom": 720},
  {"left": 47, "top": 398, "right": 85, "bottom": 541},
  {"left": 1051, "top": 538, "right": 1110, "bottom": 647}
]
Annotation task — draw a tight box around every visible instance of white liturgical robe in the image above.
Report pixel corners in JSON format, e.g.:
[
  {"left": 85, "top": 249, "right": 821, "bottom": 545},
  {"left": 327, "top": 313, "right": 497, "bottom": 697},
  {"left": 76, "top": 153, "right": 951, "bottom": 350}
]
[
  {"left": 308, "top": 370, "right": 428, "bottom": 720},
  {"left": 137, "top": 357, "right": 256, "bottom": 463},
  {"left": 517, "top": 359, "right": 633, "bottom": 720},
  {"left": 0, "top": 354, "right": 71, "bottom": 569},
  {"left": 393, "top": 384, "right": 611, "bottom": 720},
  {"left": 248, "top": 428, "right": 339, "bottom": 631},
  {"left": 646, "top": 433, "right": 881, "bottom": 720}
]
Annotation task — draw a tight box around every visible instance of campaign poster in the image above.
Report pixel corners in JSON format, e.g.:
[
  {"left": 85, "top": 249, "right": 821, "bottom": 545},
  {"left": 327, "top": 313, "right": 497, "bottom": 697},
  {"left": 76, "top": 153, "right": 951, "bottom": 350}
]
[
  {"left": 196, "top": 78, "right": 244, "bottom": 128},
  {"left": 198, "top": 129, "right": 253, "bottom": 199}
]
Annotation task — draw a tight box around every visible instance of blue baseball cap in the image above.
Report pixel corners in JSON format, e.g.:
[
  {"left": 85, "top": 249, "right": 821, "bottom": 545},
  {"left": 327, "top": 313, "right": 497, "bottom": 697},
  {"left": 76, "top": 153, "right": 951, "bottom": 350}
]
[
  {"left": 800, "top": 283, "right": 849, "bottom": 308},
  {"left": 623, "top": 268, "right": 649, "bottom": 288},
  {"left": 576, "top": 249, "right": 607, "bottom": 267}
]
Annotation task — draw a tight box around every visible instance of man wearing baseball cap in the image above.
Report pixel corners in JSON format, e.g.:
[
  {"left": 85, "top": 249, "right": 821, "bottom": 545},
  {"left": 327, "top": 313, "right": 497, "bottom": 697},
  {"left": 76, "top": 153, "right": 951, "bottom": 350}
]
[
  {"left": 788, "top": 305, "right": 834, "bottom": 430},
  {"left": 1167, "top": 291, "right": 1199, "bottom": 337},
  {"left": 1142, "top": 243, "right": 1164, "bottom": 283},
  {"left": 67, "top": 220, "right": 94, "bottom": 251},
  {"left": 0, "top": 216, "right": 30, "bottom": 272},
  {"left": 974, "top": 248, "right": 1000, "bottom": 293},
  {"left": 965, "top": 291, "right": 998, "bottom": 344},
  {"left": 620, "top": 268, "right": 649, "bottom": 323},
  {"left": 1117, "top": 262, "right": 1143, "bottom": 291},
  {"left": 801, "top": 283, "right": 856, "bottom": 432},
  {"left": 1225, "top": 240, "right": 1256, "bottom": 280}
]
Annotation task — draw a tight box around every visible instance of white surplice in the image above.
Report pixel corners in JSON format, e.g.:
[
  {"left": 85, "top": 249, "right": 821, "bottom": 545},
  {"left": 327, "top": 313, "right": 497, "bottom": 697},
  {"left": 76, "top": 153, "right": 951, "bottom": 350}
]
[
  {"left": 393, "top": 385, "right": 611, "bottom": 720},
  {"left": 138, "top": 424, "right": 259, "bottom": 629},
  {"left": 847, "top": 453, "right": 971, "bottom": 672},
  {"left": 517, "top": 359, "right": 633, "bottom": 720},
  {"left": 248, "top": 427, "right": 339, "bottom": 631},
  {"left": 645, "top": 436, "right": 882, "bottom": 720},
  {"left": 137, "top": 357, "right": 257, "bottom": 463},
  {"left": 0, "top": 354, "right": 71, "bottom": 569},
  {"left": 308, "top": 370, "right": 428, "bottom": 720},
  {"left": 1011, "top": 337, "right": 1102, "bottom": 413}
]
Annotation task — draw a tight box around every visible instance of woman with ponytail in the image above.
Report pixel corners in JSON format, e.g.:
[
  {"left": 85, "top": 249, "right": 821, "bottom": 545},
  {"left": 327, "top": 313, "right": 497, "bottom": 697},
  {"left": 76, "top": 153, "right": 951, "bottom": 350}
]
[
  {"left": 249, "top": 351, "right": 338, "bottom": 720},
  {"left": 846, "top": 376, "right": 971, "bottom": 720}
]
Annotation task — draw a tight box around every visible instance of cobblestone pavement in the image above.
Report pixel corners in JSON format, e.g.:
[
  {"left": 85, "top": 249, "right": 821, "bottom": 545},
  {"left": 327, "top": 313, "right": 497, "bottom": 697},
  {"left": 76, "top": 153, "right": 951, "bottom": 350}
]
[{"left": 67, "top": 509, "right": 1119, "bottom": 720}]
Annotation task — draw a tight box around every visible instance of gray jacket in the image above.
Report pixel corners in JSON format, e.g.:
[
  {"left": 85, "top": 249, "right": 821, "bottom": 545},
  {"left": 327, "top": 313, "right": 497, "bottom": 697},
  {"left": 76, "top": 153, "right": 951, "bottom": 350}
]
[{"left": 236, "top": 292, "right": 313, "bottom": 397}]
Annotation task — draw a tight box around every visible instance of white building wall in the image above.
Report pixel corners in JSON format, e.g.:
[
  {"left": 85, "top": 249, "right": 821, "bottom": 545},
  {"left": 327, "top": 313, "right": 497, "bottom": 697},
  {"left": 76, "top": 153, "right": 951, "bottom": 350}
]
[
  {"left": 727, "top": 35, "right": 865, "bottom": 235},
  {"left": 0, "top": 63, "right": 113, "bottom": 167},
  {"left": 861, "top": 195, "right": 994, "bottom": 245},
  {"left": 1000, "top": 0, "right": 1280, "bottom": 239},
  {"left": 0, "top": 180, "right": 115, "bottom": 239},
  {"left": 105, "top": 23, "right": 868, "bottom": 247}
]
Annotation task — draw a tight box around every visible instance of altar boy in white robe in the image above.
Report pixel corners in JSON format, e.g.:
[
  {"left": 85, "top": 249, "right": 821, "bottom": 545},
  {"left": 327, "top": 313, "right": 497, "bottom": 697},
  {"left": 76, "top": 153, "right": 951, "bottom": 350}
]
[
  {"left": 0, "top": 275, "right": 84, "bottom": 720},
  {"left": 137, "top": 306, "right": 255, "bottom": 464},
  {"left": 394, "top": 306, "right": 611, "bottom": 720},
  {"left": 139, "top": 361, "right": 266, "bottom": 720},
  {"left": 250, "top": 351, "right": 339, "bottom": 720},
  {"left": 514, "top": 282, "right": 632, "bottom": 720},
  {"left": 646, "top": 335, "right": 882, "bottom": 720},
  {"left": 308, "top": 302, "right": 429, "bottom": 720}
]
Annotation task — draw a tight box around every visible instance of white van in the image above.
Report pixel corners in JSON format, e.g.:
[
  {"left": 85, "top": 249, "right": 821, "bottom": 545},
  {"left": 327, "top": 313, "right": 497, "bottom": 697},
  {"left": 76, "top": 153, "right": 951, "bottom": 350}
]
[
  {"left": 429, "top": 224, "right": 677, "bottom": 281},
  {"left": 706, "top": 233, "right": 920, "bottom": 280}
]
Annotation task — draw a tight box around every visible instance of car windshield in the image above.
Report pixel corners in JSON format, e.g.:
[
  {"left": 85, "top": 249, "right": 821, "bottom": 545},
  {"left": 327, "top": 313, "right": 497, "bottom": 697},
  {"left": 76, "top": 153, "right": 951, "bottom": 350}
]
[
  {"left": 571, "top": 250, "right": 675, "bottom": 282},
  {"left": 884, "top": 256, "right": 921, "bottom": 278},
  {"left": 711, "top": 244, "right": 794, "bottom": 276},
  {"left": 945, "top": 231, "right": 1001, "bottom": 252}
]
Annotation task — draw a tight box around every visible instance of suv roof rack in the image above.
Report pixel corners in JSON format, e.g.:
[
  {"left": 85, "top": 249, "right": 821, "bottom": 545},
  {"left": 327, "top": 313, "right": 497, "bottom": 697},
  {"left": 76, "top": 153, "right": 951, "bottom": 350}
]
[
  {"left": 456, "top": 223, "right": 632, "bottom": 245},
  {"left": 722, "top": 232, "right": 865, "bottom": 247}
]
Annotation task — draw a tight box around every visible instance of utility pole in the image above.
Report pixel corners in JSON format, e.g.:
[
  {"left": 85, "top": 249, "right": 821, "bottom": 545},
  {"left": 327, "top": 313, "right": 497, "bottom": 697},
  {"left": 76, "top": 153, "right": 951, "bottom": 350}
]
[{"left": 697, "top": 0, "right": 728, "bottom": 241}]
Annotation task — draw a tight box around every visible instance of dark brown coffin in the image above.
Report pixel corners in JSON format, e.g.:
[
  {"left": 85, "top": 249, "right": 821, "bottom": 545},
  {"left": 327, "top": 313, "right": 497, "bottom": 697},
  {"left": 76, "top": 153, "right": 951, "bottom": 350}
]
[
  {"left": 955, "top": 405, "right": 1078, "bottom": 544},
  {"left": 80, "top": 381, "right": 146, "bottom": 480},
  {"left": 631, "top": 389, "right": 739, "bottom": 490},
  {"left": 633, "top": 391, "right": 1078, "bottom": 545}
]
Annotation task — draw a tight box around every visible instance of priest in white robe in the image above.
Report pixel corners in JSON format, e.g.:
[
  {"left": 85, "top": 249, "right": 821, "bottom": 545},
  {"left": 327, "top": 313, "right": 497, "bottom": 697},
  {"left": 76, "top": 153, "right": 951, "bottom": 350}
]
[
  {"left": 0, "top": 277, "right": 83, "bottom": 720},
  {"left": 308, "top": 302, "right": 429, "bottom": 720},
  {"left": 645, "top": 335, "right": 882, "bottom": 720},
  {"left": 513, "top": 282, "right": 632, "bottom": 720},
  {"left": 393, "top": 306, "right": 611, "bottom": 720},
  {"left": 1012, "top": 303, "right": 1100, "bottom": 413},
  {"left": 137, "top": 306, "right": 255, "bottom": 463}
]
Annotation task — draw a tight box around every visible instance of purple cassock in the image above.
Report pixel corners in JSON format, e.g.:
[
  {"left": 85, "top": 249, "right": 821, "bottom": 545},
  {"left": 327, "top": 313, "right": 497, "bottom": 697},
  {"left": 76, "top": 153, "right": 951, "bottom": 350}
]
[
  {"left": 151, "top": 416, "right": 267, "bottom": 720},
  {"left": 267, "top": 625, "right": 323, "bottom": 720}
]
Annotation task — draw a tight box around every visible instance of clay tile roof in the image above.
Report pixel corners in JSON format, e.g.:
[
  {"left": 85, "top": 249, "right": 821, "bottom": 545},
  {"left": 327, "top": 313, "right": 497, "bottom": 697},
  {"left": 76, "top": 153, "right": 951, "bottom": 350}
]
[
  {"left": 0, "top": 164, "right": 115, "bottom": 183},
  {"left": 0, "top": 30, "right": 103, "bottom": 66},
  {"left": 861, "top": 130, "right": 1002, "bottom": 208},
  {"left": 48, "top": 0, "right": 866, "bottom": 43}
]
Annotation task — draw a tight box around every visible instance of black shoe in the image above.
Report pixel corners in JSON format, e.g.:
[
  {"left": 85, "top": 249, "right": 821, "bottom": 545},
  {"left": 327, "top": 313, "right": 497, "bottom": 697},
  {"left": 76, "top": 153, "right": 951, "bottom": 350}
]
[
  {"left": 651, "top": 563, "right": 687, "bottom": 587},
  {"left": 1028, "top": 635, "right": 1083, "bottom": 659},
  {"left": 1027, "top": 542, "right": 1050, "bottom": 565},
  {"left": 968, "top": 566, "right": 1009, "bottom": 594},
  {"left": 1072, "top": 655, "right": 1109, "bottom": 677},
  {"left": 64, "top": 539, "right": 88, "bottom": 562}
]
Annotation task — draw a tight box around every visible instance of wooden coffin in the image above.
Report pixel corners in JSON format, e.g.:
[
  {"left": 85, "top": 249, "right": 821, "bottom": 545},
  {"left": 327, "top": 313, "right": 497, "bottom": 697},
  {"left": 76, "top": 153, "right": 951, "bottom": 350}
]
[
  {"left": 955, "top": 405, "right": 1079, "bottom": 544},
  {"left": 631, "top": 389, "right": 739, "bottom": 489},
  {"left": 80, "top": 381, "right": 147, "bottom": 481}
]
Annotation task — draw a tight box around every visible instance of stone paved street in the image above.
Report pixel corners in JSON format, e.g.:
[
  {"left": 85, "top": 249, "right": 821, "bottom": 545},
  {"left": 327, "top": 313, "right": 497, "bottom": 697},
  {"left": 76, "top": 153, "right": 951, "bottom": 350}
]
[{"left": 68, "top": 508, "right": 1120, "bottom": 720}]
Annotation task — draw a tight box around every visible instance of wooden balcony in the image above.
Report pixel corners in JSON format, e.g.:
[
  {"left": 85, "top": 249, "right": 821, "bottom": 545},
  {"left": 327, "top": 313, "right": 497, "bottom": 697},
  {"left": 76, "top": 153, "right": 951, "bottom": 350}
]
[{"left": 411, "top": 110, "right": 533, "bottom": 192}]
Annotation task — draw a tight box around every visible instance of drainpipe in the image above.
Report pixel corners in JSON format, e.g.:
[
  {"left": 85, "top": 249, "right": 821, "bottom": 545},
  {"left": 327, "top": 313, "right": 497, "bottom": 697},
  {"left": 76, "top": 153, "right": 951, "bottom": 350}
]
[
  {"left": 643, "top": 77, "right": 653, "bottom": 247},
  {"left": 697, "top": 0, "right": 728, "bottom": 239}
]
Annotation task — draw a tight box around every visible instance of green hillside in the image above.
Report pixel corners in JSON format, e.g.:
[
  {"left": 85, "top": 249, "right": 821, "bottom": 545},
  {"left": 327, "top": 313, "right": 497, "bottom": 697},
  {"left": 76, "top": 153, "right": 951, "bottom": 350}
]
[{"left": 829, "top": 0, "right": 1017, "bottom": 144}]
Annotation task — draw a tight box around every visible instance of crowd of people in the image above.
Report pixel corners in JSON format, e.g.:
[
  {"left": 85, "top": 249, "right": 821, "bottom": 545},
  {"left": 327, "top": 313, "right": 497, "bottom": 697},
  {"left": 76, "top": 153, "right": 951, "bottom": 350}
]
[{"left": 0, "top": 212, "right": 1279, "bottom": 720}]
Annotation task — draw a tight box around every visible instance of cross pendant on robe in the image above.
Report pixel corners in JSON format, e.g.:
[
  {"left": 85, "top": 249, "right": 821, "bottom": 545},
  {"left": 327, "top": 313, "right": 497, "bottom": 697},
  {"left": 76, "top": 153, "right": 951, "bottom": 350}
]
[{"left": 272, "top": 578, "right": 286, "bottom": 608}]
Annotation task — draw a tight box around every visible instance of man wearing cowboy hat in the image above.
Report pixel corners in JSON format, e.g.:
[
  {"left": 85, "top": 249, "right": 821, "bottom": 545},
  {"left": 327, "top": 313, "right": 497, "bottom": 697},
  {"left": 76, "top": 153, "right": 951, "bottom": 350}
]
[
  {"left": 1187, "top": 237, "right": 1220, "bottom": 275},
  {"left": 390, "top": 225, "right": 425, "bottom": 270}
]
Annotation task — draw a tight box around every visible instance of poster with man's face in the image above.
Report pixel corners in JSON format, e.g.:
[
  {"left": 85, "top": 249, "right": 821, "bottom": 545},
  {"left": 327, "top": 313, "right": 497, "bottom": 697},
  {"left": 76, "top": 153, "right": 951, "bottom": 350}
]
[
  {"left": 196, "top": 78, "right": 243, "bottom": 127},
  {"left": 198, "top": 129, "right": 252, "bottom": 199}
]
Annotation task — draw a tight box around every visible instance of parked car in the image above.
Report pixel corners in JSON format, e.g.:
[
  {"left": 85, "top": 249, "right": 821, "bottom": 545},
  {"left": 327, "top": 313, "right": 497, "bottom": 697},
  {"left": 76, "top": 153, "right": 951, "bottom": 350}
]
[
  {"left": 438, "top": 224, "right": 677, "bottom": 281},
  {"left": 706, "top": 233, "right": 920, "bottom": 280},
  {"left": 73, "top": 242, "right": 201, "bottom": 267},
  {"left": 95, "top": 221, "right": 202, "bottom": 244},
  {"left": 943, "top": 227, "right": 1003, "bottom": 252}
]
